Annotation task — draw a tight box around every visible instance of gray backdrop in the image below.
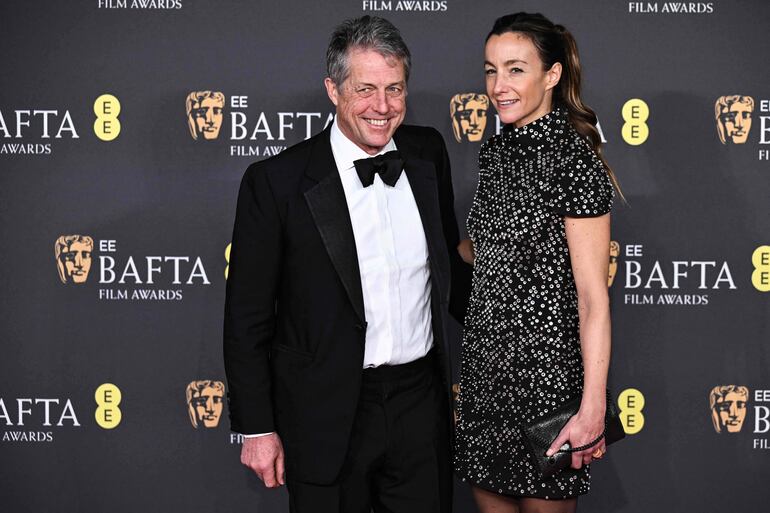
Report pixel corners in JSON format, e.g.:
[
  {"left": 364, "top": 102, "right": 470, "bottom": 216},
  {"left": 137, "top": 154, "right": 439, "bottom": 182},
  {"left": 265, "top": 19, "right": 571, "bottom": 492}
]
[{"left": 1, "top": 0, "right": 769, "bottom": 511}]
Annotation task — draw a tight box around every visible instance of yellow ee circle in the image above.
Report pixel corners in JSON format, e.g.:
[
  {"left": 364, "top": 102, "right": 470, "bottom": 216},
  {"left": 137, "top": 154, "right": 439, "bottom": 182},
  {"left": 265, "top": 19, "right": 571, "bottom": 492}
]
[
  {"left": 93, "top": 94, "right": 121, "bottom": 141},
  {"left": 622, "top": 99, "right": 649, "bottom": 122},
  {"left": 621, "top": 99, "right": 649, "bottom": 145},
  {"left": 752, "top": 245, "right": 770, "bottom": 292},
  {"left": 94, "top": 383, "right": 123, "bottom": 429},
  {"left": 93, "top": 94, "right": 121, "bottom": 117},
  {"left": 618, "top": 388, "right": 645, "bottom": 435},
  {"left": 93, "top": 118, "right": 121, "bottom": 141},
  {"left": 621, "top": 123, "right": 649, "bottom": 145}
]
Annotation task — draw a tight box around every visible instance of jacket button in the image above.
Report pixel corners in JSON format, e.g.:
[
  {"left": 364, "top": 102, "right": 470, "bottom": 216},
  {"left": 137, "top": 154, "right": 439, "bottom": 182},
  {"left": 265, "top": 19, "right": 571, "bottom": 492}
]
[{"left": 355, "top": 323, "right": 366, "bottom": 331}]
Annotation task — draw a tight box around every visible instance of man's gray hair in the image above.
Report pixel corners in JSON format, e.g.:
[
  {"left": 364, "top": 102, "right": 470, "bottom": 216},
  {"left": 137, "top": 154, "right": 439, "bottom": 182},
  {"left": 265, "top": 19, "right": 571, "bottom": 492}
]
[{"left": 326, "top": 16, "right": 411, "bottom": 86}]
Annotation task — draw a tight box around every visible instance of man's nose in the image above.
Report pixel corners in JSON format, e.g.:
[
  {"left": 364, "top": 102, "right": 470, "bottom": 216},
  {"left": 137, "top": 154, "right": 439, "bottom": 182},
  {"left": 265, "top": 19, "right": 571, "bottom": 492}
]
[
  {"left": 74, "top": 253, "right": 83, "bottom": 268},
  {"left": 373, "top": 91, "right": 389, "bottom": 114},
  {"left": 205, "top": 110, "right": 215, "bottom": 124}
]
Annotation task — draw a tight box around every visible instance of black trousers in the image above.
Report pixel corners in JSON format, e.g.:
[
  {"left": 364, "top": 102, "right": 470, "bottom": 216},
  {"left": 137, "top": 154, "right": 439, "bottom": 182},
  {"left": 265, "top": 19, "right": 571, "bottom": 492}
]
[{"left": 287, "top": 352, "right": 451, "bottom": 513}]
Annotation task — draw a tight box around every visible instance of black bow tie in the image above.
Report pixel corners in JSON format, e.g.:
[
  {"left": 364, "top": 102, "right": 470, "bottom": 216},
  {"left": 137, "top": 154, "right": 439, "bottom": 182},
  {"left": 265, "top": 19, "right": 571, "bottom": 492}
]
[{"left": 353, "top": 150, "right": 404, "bottom": 188}]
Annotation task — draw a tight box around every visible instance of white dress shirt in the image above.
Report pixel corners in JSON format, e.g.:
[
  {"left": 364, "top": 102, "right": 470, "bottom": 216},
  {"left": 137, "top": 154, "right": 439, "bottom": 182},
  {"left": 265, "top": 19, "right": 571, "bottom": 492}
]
[
  {"left": 329, "top": 119, "right": 433, "bottom": 368},
  {"left": 243, "top": 121, "right": 434, "bottom": 437}
]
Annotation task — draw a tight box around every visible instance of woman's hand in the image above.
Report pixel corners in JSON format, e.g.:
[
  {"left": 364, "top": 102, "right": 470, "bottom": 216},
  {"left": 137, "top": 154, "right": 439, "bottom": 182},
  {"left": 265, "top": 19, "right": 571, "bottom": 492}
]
[
  {"left": 546, "top": 406, "right": 607, "bottom": 469},
  {"left": 457, "top": 239, "right": 475, "bottom": 265}
]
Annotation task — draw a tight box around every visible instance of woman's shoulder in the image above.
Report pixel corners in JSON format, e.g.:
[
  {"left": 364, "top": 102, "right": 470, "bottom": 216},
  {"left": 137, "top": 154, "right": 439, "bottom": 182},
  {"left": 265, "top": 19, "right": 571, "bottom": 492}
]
[
  {"left": 540, "top": 123, "right": 603, "bottom": 187},
  {"left": 546, "top": 124, "right": 614, "bottom": 217},
  {"left": 555, "top": 123, "right": 600, "bottom": 163},
  {"left": 481, "top": 132, "right": 506, "bottom": 153},
  {"left": 477, "top": 132, "right": 507, "bottom": 169}
]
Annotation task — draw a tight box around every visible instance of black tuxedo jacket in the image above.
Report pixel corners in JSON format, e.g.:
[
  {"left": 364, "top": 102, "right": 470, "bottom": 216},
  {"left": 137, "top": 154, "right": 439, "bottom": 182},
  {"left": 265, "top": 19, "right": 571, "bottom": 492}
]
[{"left": 224, "top": 124, "right": 470, "bottom": 484}]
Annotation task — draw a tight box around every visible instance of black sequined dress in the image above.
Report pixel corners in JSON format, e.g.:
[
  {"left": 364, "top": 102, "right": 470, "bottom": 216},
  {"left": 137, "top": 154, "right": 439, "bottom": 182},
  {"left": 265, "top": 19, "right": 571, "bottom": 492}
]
[{"left": 454, "top": 107, "right": 613, "bottom": 498}]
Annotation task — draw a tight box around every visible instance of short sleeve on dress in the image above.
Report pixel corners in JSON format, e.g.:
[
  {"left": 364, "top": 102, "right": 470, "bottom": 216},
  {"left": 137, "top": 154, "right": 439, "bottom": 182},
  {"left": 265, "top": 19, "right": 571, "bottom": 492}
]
[{"left": 547, "top": 141, "right": 614, "bottom": 218}]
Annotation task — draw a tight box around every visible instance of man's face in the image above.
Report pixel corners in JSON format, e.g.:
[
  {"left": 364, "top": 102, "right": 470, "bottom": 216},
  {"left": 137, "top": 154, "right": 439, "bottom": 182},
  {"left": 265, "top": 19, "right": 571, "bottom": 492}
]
[
  {"left": 191, "top": 386, "right": 224, "bottom": 428},
  {"left": 191, "top": 97, "right": 224, "bottom": 140},
  {"left": 720, "top": 101, "right": 752, "bottom": 144},
  {"left": 59, "top": 241, "right": 92, "bottom": 283},
  {"left": 713, "top": 391, "right": 747, "bottom": 433},
  {"left": 454, "top": 98, "right": 488, "bottom": 142},
  {"left": 325, "top": 48, "right": 407, "bottom": 155}
]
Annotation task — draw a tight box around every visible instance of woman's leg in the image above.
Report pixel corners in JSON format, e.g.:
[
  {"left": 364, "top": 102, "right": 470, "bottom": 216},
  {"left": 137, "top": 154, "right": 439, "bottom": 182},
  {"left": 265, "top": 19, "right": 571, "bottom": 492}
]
[
  {"left": 471, "top": 486, "right": 520, "bottom": 513},
  {"left": 519, "top": 497, "right": 577, "bottom": 513}
]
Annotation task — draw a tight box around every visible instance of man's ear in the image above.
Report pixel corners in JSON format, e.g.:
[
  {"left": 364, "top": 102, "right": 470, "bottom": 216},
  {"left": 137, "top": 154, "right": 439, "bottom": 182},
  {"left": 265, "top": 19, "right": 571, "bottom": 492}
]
[{"left": 324, "top": 78, "right": 339, "bottom": 106}]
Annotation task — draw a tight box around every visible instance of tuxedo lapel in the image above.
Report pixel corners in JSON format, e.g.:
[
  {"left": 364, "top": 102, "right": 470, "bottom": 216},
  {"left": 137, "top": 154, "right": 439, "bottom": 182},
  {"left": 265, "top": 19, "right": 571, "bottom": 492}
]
[
  {"left": 303, "top": 129, "right": 366, "bottom": 323},
  {"left": 403, "top": 159, "right": 449, "bottom": 300},
  {"left": 393, "top": 129, "right": 450, "bottom": 302}
]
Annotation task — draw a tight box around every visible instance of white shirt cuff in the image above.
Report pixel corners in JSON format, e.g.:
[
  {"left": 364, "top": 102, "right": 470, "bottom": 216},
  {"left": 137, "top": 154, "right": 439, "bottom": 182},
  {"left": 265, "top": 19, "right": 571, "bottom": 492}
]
[{"left": 241, "top": 432, "right": 275, "bottom": 438}]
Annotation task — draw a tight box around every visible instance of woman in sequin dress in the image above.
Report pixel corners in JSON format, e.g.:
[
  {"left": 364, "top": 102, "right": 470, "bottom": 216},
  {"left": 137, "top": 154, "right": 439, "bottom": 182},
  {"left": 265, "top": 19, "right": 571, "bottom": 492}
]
[{"left": 454, "top": 13, "right": 621, "bottom": 513}]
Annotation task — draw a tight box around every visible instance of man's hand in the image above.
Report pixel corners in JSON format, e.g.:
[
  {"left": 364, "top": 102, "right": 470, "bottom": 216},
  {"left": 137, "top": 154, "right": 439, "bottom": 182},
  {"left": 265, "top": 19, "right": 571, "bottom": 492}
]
[{"left": 241, "top": 433, "right": 285, "bottom": 487}]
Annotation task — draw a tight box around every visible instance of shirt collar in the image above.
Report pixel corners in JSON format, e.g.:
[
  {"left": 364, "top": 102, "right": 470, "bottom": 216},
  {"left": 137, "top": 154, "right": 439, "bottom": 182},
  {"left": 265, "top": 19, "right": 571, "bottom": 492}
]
[{"left": 330, "top": 117, "right": 398, "bottom": 173}]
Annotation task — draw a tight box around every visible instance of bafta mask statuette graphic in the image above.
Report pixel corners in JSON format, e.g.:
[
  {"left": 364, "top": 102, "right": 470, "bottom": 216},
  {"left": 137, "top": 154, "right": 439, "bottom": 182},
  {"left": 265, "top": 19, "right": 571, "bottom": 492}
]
[
  {"left": 608, "top": 241, "right": 620, "bottom": 287},
  {"left": 450, "top": 93, "right": 490, "bottom": 143},
  {"left": 715, "top": 95, "right": 754, "bottom": 144},
  {"left": 186, "top": 91, "right": 225, "bottom": 140},
  {"left": 709, "top": 385, "right": 749, "bottom": 433},
  {"left": 186, "top": 380, "right": 225, "bottom": 428},
  {"left": 55, "top": 235, "right": 94, "bottom": 284}
]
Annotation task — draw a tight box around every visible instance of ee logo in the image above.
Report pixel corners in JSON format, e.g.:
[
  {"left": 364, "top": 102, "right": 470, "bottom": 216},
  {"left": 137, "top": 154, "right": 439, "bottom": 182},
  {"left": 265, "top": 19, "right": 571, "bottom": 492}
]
[
  {"left": 95, "top": 383, "right": 122, "bottom": 429},
  {"left": 621, "top": 99, "right": 649, "bottom": 145},
  {"left": 93, "top": 94, "right": 121, "bottom": 141},
  {"left": 225, "top": 243, "right": 231, "bottom": 280},
  {"left": 752, "top": 245, "right": 770, "bottom": 292},
  {"left": 618, "top": 388, "right": 645, "bottom": 435}
]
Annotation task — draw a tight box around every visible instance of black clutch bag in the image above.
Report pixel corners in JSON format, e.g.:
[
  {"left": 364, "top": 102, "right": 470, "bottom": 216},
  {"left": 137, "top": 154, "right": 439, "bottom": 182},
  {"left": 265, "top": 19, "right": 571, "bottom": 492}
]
[{"left": 520, "top": 391, "right": 625, "bottom": 479}]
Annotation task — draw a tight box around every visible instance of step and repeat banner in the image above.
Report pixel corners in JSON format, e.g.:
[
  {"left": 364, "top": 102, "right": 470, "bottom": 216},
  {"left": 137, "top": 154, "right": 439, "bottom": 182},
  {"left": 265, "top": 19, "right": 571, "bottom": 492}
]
[{"left": 1, "top": 0, "right": 769, "bottom": 511}]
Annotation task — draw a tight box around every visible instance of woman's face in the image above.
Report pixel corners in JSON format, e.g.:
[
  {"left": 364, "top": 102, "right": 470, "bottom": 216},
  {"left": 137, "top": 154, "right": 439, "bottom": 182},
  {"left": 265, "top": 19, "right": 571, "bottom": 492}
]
[{"left": 484, "top": 32, "right": 560, "bottom": 128}]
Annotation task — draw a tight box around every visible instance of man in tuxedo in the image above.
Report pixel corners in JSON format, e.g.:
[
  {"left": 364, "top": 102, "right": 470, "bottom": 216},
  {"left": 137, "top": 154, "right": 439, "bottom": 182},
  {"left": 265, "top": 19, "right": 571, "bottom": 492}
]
[{"left": 224, "top": 15, "right": 469, "bottom": 513}]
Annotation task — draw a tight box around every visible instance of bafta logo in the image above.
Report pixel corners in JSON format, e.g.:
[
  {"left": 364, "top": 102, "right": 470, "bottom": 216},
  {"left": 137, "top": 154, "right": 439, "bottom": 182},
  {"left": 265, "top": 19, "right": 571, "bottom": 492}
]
[
  {"left": 186, "top": 380, "right": 225, "bottom": 428},
  {"left": 186, "top": 91, "right": 225, "bottom": 140},
  {"left": 715, "top": 95, "right": 754, "bottom": 144},
  {"left": 709, "top": 385, "right": 749, "bottom": 433},
  {"left": 608, "top": 241, "right": 620, "bottom": 287},
  {"left": 450, "top": 93, "right": 490, "bottom": 143},
  {"left": 55, "top": 235, "right": 94, "bottom": 284}
]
